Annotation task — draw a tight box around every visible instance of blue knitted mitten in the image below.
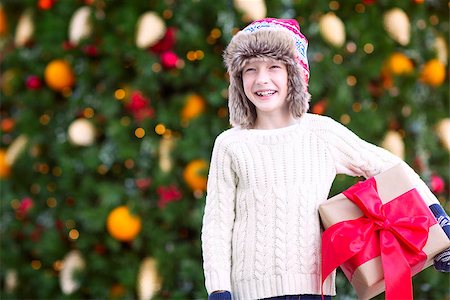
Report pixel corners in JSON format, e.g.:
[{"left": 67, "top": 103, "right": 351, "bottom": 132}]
[
  {"left": 429, "top": 204, "right": 450, "bottom": 272},
  {"left": 208, "top": 291, "right": 232, "bottom": 300}
]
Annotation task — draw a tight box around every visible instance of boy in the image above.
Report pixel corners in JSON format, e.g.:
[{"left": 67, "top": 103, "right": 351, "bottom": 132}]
[{"left": 201, "top": 18, "right": 449, "bottom": 300}]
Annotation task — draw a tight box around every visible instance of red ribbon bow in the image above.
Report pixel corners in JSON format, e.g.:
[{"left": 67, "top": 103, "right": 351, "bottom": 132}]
[{"left": 321, "top": 177, "right": 435, "bottom": 300}]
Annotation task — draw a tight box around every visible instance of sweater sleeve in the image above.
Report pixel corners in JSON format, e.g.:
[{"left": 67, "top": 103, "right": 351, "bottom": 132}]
[
  {"left": 201, "top": 133, "right": 237, "bottom": 294},
  {"left": 313, "top": 115, "right": 439, "bottom": 206}
]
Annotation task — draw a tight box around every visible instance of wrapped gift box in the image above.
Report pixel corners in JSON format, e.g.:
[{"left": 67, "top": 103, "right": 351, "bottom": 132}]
[{"left": 319, "top": 163, "right": 450, "bottom": 300}]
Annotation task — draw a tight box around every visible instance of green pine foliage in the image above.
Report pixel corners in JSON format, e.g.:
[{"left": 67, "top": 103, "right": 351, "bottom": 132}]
[{"left": 0, "top": 0, "right": 448, "bottom": 299}]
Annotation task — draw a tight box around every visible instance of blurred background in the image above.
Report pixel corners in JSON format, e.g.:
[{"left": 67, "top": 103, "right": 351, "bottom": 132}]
[{"left": 0, "top": 0, "right": 448, "bottom": 299}]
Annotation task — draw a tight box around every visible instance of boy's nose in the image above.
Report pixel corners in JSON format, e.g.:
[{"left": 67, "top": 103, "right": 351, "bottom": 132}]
[{"left": 255, "top": 70, "right": 269, "bottom": 84}]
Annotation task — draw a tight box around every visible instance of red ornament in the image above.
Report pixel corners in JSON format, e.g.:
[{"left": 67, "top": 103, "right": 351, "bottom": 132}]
[
  {"left": 30, "top": 225, "right": 44, "bottom": 242},
  {"left": 94, "top": 243, "right": 107, "bottom": 255},
  {"left": 66, "top": 197, "right": 76, "bottom": 206},
  {"left": 55, "top": 219, "right": 64, "bottom": 230},
  {"left": 83, "top": 44, "right": 98, "bottom": 57},
  {"left": 414, "top": 156, "right": 424, "bottom": 171},
  {"left": 16, "top": 197, "right": 34, "bottom": 218},
  {"left": 150, "top": 27, "right": 176, "bottom": 53},
  {"left": 135, "top": 177, "right": 152, "bottom": 190},
  {"left": 126, "top": 91, "right": 155, "bottom": 122},
  {"left": 160, "top": 51, "right": 179, "bottom": 69},
  {"left": 62, "top": 40, "right": 75, "bottom": 51},
  {"left": 157, "top": 185, "right": 182, "bottom": 208},
  {"left": 26, "top": 75, "right": 42, "bottom": 90},
  {"left": 127, "top": 91, "right": 149, "bottom": 112},
  {"left": 430, "top": 174, "right": 445, "bottom": 194},
  {"left": 362, "top": 0, "right": 376, "bottom": 4},
  {"left": 38, "top": 0, "right": 55, "bottom": 10}
]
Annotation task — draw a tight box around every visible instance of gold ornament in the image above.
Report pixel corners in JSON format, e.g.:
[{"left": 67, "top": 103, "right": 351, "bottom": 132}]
[
  {"left": 435, "top": 118, "right": 450, "bottom": 151},
  {"left": 136, "top": 12, "right": 166, "bottom": 49},
  {"left": 319, "top": 13, "right": 346, "bottom": 48},
  {"left": 137, "top": 257, "right": 162, "bottom": 300},
  {"left": 159, "top": 136, "right": 176, "bottom": 173},
  {"left": 68, "top": 118, "right": 96, "bottom": 146},
  {"left": 380, "top": 130, "right": 404, "bottom": 159},
  {"left": 69, "top": 6, "right": 92, "bottom": 46},
  {"left": 383, "top": 8, "right": 410, "bottom": 46},
  {"left": 1, "top": 69, "right": 19, "bottom": 96},
  {"left": 15, "top": 9, "right": 34, "bottom": 47},
  {"left": 59, "top": 250, "right": 86, "bottom": 295},
  {"left": 233, "top": 0, "right": 267, "bottom": 22}
]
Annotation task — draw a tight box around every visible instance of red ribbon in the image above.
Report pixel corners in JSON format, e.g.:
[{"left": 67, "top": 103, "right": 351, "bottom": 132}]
[{"left": 321, "top": 177, "right": 436, "bottom": 300}]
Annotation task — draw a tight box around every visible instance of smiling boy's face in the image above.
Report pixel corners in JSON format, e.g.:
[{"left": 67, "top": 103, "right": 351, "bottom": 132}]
[{"left": 242, "top": 58, "right": 289, "bottom": 117}]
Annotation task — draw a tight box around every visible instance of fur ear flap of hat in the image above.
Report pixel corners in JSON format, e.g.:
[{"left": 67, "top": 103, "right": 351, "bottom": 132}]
[{"left": 224, "top": 18, "right": 311, "bottom": 129}]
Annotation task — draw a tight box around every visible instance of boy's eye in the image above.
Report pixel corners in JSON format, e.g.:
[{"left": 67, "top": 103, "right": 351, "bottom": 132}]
[
  {"left": 270, "top": 65, "right": 281, "bottom": 69},
  {"left": 244, "top": 67, "right": 256, "bottom": 73}
]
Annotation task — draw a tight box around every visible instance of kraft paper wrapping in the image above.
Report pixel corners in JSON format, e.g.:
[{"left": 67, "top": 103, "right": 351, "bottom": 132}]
[{"left": 319, "top": 164, "right": 450, "bottom": 300}]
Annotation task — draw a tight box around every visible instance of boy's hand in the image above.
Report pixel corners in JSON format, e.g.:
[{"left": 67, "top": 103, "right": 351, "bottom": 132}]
[
  {"left": 208, "top": 290, "right": 232, "bottom": 300},
  {"left": 434, "top": 247, "right": 450, "bottom": 272}
]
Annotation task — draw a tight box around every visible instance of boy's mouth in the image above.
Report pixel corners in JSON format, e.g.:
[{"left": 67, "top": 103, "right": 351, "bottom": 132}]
[{"left": 255, "top": 90, "right": 276, "bottom": 97}]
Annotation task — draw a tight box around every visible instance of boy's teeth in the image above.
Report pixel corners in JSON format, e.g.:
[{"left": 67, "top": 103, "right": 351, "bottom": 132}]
[{"left": 256, "top": 91, "right": 275, "bottom": 96}]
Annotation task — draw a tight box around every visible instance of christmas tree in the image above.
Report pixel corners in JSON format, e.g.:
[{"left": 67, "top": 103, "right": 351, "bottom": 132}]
[{"left": 0, "top": 0, "right": 448, "bottom": 299}]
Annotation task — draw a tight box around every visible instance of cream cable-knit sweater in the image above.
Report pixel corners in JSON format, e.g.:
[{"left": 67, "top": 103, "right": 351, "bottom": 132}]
[{"left": 201, "top": 113, "right": 438, "bottom": 300}]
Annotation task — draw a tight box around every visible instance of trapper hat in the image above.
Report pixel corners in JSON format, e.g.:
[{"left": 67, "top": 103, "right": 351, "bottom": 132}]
[{"left": 224, "top": 18, "right": 311, "bottom": 129}]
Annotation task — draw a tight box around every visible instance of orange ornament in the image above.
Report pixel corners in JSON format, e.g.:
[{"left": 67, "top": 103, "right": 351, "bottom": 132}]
[
  {"left": 183, "top": 159, "right": 208, "bottom": 191},
  {"left": 380, "top": 66, "right": 393, "bottom": 89},
  {"left": 38, "top": 0, "right": 54, "bottom": 10},
  {"left": 181, "top": 94, "right": 206, "bottom": 123},
  {"left": 386, "top": 52, "right": 414, "bottom": 75},
  {"left": 0, "top": 149, "right": 11, "bottom": 178},
  {"left": 420, "top": 59, "right": 446, "bottom": 87},
  {"left": 311, "top": 99, "right": 327, "bottom": 115},
  {"left": 0, "top": 4, "right": 7, "bottom": 36},
  {"left": 109, "top": 283, "right": 126, "bottom": 298},
  {"left": 44, "top": 59, "right": 75, "bottom": 92},
  {"left": 1, "top": 118, "right": 15, "bottom": 133},
  {"left": 106, "top": 206, "right": 142, "bottom": 242}
]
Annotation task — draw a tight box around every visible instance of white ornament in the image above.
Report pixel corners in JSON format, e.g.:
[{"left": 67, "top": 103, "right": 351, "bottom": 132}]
[
  {"left": 6, "top": 134, "right": 28, "bottom": 165},
  {"left": 5, "top": 269, "right": 18, "bottom": 293},
  {"left": 15, "top": 9, "right": 34, "bottom": 47},
  {"left": 137, "top": 257, "right": 162, "bottom": 300},
  {"left": 68, "top": 118, "right": 96, "bottom": 146},
  {"left": 135, "top": 12, "right": 166, "bottom": 49},
  {"left": 383, "top": 8, "right": 410, "bottom": 46},
  {"left": 59, "top": 250, "right": 86, "bottom": 295},
  {"left": 381, "top": 130, "right": 404, "bottom": 159},
  {"left": 319, "top": 13, "right": 346, "bottom": 48},
  {"left": 69, "top": 6, "right": 92, "bottom": 46},
  {"left": 434, "top": 35, "right": 448, "bottom": 65},
  {"left": 436, "top": 118, "right": 450, "bottom": 151},
  {"left": 233, "top": 0, "right": 267, "bottom": 22}
]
